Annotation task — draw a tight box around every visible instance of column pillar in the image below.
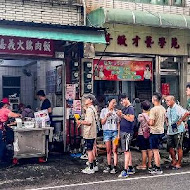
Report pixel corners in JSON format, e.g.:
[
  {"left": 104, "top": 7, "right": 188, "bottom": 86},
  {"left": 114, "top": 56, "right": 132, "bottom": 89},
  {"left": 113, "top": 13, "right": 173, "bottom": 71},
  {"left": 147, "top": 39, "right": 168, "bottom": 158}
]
[
  {"left": 180, "top": 56, "right": 188, "bottom": 107},
  {"left": 155, "top": 56, "right": 161, "bottom": 93}
]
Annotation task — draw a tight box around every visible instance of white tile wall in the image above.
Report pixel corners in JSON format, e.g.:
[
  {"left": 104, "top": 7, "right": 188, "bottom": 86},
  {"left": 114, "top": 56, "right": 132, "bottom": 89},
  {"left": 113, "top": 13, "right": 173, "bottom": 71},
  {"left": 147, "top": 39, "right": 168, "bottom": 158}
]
[{"left": 0, "top": 0, "right": 82, "bottom": 25}]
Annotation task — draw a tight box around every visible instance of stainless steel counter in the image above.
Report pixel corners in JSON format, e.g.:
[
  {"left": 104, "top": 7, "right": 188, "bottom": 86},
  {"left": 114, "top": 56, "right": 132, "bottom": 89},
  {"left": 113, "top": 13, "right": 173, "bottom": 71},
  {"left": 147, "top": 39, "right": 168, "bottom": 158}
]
[{"left": 13, "top": 127, "right": 53, "bottom": 160}]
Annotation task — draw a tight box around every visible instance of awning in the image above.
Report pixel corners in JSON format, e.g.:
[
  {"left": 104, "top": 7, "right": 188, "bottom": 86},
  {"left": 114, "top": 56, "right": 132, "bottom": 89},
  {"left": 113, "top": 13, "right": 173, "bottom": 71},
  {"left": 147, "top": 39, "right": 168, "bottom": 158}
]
[
  {"left": 0, "top": 21, "right": 106, "bottom": 44},
  {"left": 87, "top": 8, "right": 190, "bottom": 29}
]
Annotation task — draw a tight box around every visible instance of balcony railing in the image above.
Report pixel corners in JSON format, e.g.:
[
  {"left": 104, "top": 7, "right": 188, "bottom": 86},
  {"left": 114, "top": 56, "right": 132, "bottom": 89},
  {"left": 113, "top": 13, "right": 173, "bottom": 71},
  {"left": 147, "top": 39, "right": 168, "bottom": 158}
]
[{"left": 86, "top": 0, "right": 190, "bottom": 15}]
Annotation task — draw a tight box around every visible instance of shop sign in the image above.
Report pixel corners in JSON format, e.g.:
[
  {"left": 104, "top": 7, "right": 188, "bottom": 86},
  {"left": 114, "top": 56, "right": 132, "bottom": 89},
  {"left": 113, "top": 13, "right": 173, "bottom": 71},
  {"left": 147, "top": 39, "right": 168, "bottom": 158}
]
[
  {"left": 0, "top": 36, "right": 54, "bottom": 57},
  {"left": 34, "top": 109, "right": 50, "bottom": 123},
  {"left": 93, "top": 59, "right": 152, "bottom": 81},
  {"left": 106, "top": 33, "right": 180, "bottom": 49}
]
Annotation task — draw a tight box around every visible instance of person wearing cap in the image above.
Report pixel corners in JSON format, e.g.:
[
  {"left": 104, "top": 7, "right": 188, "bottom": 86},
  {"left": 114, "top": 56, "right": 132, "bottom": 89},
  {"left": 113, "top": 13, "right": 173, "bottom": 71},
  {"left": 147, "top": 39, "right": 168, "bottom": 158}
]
[
  {"left": 36, "top": 90, "right": 52, "bottom": 114},
  {"left": 76, "top": 94, "right": 98, "bottom": 174},
  {"left": 0, "top": 98, "right": 21, "bottom": 162}
]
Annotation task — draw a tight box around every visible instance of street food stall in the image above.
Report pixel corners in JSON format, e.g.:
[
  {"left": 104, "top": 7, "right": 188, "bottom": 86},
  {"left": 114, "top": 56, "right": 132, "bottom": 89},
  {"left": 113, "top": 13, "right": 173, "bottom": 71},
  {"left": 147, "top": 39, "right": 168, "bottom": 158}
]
[{"left": 11, "top": 110, "right": 53, "bottom": 164}]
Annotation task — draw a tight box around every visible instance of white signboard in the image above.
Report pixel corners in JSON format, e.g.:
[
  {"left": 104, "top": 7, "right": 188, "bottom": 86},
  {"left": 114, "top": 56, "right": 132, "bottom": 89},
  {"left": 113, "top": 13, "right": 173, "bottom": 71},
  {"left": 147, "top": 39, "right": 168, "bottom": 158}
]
[{"left": 34, "top": 109, "right": 50, "bottom": 123}]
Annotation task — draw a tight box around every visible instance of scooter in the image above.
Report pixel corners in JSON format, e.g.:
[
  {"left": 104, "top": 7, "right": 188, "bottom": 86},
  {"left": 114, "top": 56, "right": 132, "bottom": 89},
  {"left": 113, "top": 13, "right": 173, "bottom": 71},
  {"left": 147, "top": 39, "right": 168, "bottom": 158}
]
[{"left": 182, "top": 130, "right": 190, "bottom": 154}]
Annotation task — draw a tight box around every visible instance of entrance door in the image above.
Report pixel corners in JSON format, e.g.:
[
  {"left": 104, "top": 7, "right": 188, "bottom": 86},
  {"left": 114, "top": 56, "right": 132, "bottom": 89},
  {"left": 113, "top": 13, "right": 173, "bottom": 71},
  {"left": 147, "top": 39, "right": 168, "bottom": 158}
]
[
  {"left": 161, "top": 74, "right": 180, "bottom": 101},
  {"left": 160, "top": 57, "right": 180, "bottom": 101},
  {"left": 135, "top": 80, "right": 152, "bottom": 101}
]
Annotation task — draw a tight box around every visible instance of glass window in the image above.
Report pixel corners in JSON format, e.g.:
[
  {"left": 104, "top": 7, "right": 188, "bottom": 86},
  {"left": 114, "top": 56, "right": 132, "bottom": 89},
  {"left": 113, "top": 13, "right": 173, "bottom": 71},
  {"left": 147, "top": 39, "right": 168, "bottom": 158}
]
[{"left": 3, "top": 76, "right": 21, "bottom": 97}]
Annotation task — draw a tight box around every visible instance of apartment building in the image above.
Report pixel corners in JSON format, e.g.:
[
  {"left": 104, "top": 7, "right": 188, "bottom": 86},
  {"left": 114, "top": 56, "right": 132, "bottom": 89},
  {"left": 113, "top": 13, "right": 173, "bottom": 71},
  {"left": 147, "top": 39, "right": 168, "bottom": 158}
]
[{"left": 86, "top": 0, "right": 190, "bottom": 106}]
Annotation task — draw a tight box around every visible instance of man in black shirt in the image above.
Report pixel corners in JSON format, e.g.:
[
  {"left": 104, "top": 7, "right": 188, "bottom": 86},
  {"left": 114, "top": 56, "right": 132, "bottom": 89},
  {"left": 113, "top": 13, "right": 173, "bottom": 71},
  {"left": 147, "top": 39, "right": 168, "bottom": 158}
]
[{"left": 37, "top": 90, "right": 52, "bottom": 114}]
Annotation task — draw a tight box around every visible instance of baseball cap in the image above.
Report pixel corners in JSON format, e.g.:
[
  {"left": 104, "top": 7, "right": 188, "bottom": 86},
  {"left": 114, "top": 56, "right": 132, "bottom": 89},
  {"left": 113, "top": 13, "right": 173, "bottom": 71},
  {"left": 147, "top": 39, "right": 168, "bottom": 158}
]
[{"left": 1, "top": 98, "right": 10, "bottom": 105}]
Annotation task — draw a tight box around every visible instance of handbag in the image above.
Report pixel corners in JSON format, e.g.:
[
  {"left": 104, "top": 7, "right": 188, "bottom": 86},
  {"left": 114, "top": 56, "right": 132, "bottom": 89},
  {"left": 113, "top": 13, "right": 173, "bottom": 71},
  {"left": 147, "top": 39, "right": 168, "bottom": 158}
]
[
  {"left": 141, "top": 114, "right": 150, "bottom": 139},
  {"left": 169, "top": 109, "right": 178, "bottom": 133},
  {"left": 171, "top": 123, "right": 178, "bottom": 132}
]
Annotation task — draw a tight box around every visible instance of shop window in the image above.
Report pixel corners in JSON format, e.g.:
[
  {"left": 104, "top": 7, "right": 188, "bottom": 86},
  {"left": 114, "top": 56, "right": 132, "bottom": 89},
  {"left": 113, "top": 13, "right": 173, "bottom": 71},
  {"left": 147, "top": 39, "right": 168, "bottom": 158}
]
[
  {"left": 160, "top": 57, "right": 179, "bottom": 70},
  {"left": 150, "top": 0, "right": 165, "bottom": 5},
  {"left": 3, "top": 76, "right": 21, "bottom": 98},
  {"left": 174, "top": 0, "right": 182, "bottom": 6}
]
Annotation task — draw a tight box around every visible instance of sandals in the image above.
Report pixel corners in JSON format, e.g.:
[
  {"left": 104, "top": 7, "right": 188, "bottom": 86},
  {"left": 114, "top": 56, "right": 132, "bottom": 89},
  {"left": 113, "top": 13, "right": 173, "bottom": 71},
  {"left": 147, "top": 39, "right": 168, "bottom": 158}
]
[
  {"left": 173, "top": 165, "right": 181, "bottom": 170},
  {"left": 136, "top": 165, "right": 147, "bottom": 170}
]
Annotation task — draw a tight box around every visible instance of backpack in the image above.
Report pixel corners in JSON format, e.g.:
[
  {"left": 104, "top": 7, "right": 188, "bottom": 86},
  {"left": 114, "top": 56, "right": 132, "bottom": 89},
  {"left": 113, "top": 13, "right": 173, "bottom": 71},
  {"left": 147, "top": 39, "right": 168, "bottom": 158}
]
[{"left": 140, "top": 114, "right": 150, "bottom": 139}]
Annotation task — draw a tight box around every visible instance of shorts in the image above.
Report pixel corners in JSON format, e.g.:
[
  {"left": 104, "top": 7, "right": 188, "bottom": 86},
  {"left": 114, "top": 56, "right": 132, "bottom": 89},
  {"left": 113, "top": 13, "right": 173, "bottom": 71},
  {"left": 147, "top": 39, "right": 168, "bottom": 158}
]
[
  {"left": 103, "top": 130, "right": 118, "bottom": 142},
  {"left": 138, "top": 135, "right": 150, "bottom": 150},
  {"left": 120, "top": 132, "right": 133, "bottom": 152},
  {"left": 167, "top": 133, "right": 184, "bottom": 150},
  {"left": 149, "top": 133, "right": 164, "bottom": 150},
  {"left": 84, "top": 139, "right": 95, "bottom": 151}
]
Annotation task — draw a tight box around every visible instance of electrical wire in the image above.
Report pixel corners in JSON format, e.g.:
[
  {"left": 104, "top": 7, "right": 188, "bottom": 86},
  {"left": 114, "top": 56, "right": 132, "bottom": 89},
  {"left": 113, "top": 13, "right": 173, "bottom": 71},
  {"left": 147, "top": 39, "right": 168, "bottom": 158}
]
[{"left": 94, "top": 43, "right": 109, "bottom": 72}]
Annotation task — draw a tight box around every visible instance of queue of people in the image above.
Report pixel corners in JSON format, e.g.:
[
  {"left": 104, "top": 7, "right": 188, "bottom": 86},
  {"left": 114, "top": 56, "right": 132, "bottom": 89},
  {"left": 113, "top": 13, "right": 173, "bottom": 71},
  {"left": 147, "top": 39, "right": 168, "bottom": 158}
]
[
  {"left": 77, "top": 85, "right": 190, "bottom": 177},
  {"left": 0, "top": 86, "right": 190, "bottom": 177}
]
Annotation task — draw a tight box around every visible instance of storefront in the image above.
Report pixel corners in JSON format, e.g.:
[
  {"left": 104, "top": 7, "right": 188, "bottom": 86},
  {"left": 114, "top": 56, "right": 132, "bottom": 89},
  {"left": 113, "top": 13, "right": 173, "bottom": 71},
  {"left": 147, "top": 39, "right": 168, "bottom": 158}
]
[
  {"left": 93, "top": 58, "right": 153, "bottom": 104},
  {"left": 0, "top": 20, "right": 106, "bottom": 152},
  {"left": 87, "top": 8, "right": 190, "bottom": 106}
]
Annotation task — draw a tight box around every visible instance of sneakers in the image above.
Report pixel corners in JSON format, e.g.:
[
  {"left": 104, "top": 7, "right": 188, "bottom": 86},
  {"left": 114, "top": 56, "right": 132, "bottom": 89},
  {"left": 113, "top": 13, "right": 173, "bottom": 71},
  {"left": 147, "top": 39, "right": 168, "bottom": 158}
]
[
  {"left": 127, "top": 167, "right": 135, "bottom": 175},
  {"left": 103, "top": 167, "right": 111, "bottom": 173},
  {"left": 149, "top": 167, "right": 163, "bottom": 175},
  {"left": 86, "top": 161, "right": 90, "bottom": 166},
  {"left": 81, "top": 167, "right": 95, "bottom": 174},
  {"left": 110, "top": 168, "right": 118, "bottom": 174},
  {"left": 80, "top": 154, "right": 88, "bottom": 160},
  {"left": 86, "top": 160, "right": 98, "bottom": 166},
  {"left": 103, "top": 166, "right": 118, "bottom": 174},
  {"left": 154, "top": 168, "right": 163, "bottom": 175},
  {"left": 148, "top": 167, "right": 154, "bottom": 173},
  {"left": 118, "top": 170, "right": 129, "bottom": 178},
  {"left": 93, "top": 165, "right": 99, "bottom": 172}
]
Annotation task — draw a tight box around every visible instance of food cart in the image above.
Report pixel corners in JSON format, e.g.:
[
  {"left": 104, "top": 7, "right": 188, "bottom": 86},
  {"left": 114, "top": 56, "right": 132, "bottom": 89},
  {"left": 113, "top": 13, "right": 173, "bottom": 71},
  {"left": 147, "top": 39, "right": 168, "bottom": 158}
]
[
  {"left": 13, "top": 127, "right": 53, "bottom": 162},
  {"left": 12, "top": 109, "right": 54, "bottom": 164}
]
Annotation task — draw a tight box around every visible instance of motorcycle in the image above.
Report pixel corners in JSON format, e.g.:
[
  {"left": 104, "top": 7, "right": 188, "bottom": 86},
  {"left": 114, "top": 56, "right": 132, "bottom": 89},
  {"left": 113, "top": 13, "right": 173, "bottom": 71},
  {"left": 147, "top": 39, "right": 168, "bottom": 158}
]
[{"left": 182, "top": 130, "right": 190, "bottom": 154}]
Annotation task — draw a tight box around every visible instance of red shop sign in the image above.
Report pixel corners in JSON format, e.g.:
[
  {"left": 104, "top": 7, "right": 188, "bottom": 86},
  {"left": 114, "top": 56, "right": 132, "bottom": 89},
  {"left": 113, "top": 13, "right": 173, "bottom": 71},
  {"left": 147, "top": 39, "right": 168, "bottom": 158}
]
[
  {"left": 162, "top": 83, "right": 170, "bottom": 95},
  {"left": 93, "top": 59, "right": 152, "bottom": 81},
  {"left": 0, "top": 36, "right": 54, "bottom": 57}
]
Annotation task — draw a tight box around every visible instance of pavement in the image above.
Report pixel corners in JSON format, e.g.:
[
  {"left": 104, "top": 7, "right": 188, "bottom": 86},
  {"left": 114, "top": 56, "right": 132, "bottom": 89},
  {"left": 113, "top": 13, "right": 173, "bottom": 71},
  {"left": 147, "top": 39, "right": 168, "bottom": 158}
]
[{"left": 0, "top": 149, "right": 190, "bottom": 190}]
